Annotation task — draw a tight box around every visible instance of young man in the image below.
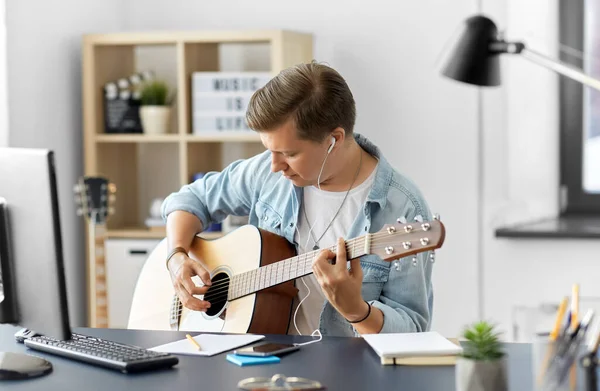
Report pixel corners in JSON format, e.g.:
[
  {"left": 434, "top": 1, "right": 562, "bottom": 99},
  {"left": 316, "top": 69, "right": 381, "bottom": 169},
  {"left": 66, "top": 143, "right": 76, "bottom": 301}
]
[{"left": 161, "top": 62, "right": 434, "bottom": 337}]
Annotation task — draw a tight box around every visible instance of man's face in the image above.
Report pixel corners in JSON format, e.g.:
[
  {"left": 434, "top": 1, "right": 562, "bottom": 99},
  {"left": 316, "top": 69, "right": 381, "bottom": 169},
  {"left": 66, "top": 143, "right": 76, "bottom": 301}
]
[{"left": 259, "top": 119, "right": 330, "bottom": 187}]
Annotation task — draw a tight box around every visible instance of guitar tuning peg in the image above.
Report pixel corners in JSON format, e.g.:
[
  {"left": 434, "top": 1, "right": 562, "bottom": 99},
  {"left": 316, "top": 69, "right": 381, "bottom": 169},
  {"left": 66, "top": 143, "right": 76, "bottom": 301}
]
[
  {"left": 108, "top": 183, "right": 117, "bottom": 194},
  {"left": 108, "top": 207, "right": 115, "bottom": 215},
  {"left": 109, "top": 194, "right": 116, "bottom": 203},
  {"left": 73, "top": 184, "right": 82, "bottom": 193},
  {"left": 429, "top": 252, "right": 435, "bottom": 263},
  {"left": 414, "top": 215, "right": 423, "bottom": 223},
  {"left": 433, "top": 213, "right": 440, "bottom": 221},
  {"left": 396, "top": 216, "right": 407, "bottom": 224},
  {"left": 76, "top": 208, "right": 83, "bottom": 216},
  {"left": 411, "top": 257, "right": 418, "bottom": 267}
]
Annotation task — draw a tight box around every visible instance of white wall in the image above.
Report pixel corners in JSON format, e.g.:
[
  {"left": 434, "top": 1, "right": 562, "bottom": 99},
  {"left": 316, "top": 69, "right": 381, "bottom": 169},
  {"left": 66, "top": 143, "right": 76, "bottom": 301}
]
[
  {"left": 127, "top": 0, "right": 481, "bottom": 337},
  {"left": 5, "top": 0, "right": 127, "bottom": 326},
  {"left": 479, "top": 0, "right": 600, "bottom": 339}
]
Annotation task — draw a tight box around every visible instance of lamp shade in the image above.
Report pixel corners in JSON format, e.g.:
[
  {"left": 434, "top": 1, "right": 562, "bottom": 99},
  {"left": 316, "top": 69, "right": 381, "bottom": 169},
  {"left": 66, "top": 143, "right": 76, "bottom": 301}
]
[{"left": 441, "top": 15, "right": 502, "bottom": 87}]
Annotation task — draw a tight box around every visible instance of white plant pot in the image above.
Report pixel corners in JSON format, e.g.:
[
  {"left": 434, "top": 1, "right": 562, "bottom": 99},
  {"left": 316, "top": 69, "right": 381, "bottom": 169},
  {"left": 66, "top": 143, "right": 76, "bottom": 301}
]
[
  {"left": 456, "top": 357, "right": 508, "bottom": 391},
  {"left": 140, "top": 106, "right": 171, "bottom": 134}
]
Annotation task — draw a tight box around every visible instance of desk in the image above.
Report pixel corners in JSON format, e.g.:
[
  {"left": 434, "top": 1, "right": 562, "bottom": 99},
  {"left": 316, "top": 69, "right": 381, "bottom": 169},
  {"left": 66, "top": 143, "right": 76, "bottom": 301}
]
[{"left": 0, "top": 325, "right": 534, "bottom": 390}]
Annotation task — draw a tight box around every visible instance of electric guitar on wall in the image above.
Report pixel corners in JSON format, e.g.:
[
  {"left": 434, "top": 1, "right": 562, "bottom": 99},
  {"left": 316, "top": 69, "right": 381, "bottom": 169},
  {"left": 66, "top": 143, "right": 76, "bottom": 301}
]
[
  {"left": 128, "top": 216, "right": 445, "bottom": 335},
  {"left": 74, "top": 176, "right": 116, "bottom": 328}
]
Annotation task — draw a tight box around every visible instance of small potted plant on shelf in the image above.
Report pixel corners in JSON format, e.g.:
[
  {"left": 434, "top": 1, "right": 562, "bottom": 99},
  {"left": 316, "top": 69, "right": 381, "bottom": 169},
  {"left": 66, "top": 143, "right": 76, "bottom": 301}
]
[
  {"left": 139, "top": 80, "right": 174, "bottom": 134},
  {"left": 456, "top": 321, "right": 507, "bottom": 391}
]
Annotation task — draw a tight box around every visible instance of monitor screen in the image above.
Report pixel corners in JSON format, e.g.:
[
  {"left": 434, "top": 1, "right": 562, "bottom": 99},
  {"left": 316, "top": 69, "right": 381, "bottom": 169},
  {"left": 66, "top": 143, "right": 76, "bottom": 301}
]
[{"left": 0, "top": 148, "right": 71, "bottom": 340}]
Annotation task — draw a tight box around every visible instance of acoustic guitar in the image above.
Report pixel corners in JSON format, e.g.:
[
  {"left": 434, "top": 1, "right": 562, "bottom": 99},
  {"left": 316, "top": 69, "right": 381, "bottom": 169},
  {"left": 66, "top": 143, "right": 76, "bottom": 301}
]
[
  {"left": 128, "top": 216, "right": 445, "bottom": 335},
  {"left": 74, "top": 176, "right": 116, "bottom": 328}
]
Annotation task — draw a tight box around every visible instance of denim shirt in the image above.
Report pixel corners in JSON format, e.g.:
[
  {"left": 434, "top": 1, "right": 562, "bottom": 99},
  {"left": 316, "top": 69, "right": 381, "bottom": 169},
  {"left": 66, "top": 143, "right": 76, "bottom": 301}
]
[{"left": 161, "top": 134, "right": 434, "bottom": 337}]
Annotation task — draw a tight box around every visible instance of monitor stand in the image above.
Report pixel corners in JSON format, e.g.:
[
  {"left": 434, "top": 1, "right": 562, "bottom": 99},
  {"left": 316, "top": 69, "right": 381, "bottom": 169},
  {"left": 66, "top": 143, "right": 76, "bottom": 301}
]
[{"left": 0, "top": 351, "right": 52, "bottom": 380}]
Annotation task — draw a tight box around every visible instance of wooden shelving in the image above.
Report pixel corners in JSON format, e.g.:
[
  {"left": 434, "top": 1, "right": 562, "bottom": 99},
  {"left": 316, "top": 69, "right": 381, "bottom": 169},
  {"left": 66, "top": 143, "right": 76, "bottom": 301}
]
[
  {"left": 81, "top": 29, "right": 312, "bottom": 326},
  {"left": 106, "top": 228, "right": 167, "bottom": 239},
  {"left": 106, "top": 227, "right": 223, "bottom": 240},
  {"left": 94, "top": 132, "right": 263, "bottom": 143},
  {"left": 95, "top": 134, "right": 182, "bottom": 143},
  {"left": 83, "top": 29, "right": 312, "bottom": 238},
  {"left": 185, "top": 132, "right": 262, "bottom": 143}
]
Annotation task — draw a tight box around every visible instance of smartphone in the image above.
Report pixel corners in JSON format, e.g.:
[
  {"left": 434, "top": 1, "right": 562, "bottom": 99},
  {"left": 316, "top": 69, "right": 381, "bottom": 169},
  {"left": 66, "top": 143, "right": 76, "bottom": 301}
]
[{"left": 234, "top": 341, "right": 300, "bottom": 357}]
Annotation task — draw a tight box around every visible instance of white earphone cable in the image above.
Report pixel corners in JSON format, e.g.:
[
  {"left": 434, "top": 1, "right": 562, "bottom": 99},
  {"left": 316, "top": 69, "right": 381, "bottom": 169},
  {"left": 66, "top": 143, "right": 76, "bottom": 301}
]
[
  {"left": 290, "top": 182, "right": 322, "bottom": 341},
  {"left": 316, "top": 149, "right": 331, "bottom": 191}
]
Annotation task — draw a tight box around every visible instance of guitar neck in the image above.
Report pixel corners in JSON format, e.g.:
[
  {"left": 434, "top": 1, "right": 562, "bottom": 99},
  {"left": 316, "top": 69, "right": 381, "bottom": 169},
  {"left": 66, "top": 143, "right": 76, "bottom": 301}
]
[
  {"left": 228, "top": 235, "right": 370, "bottom": 300},
  {"left": 88, "top": 217, "right": 108, "bottom": 328}
]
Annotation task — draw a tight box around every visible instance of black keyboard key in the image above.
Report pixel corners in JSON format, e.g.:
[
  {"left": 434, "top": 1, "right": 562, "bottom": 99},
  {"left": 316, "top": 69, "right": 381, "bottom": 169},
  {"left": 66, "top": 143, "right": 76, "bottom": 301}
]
[{"left": 23, "top": 333, "right": 178, "bottom": 373}]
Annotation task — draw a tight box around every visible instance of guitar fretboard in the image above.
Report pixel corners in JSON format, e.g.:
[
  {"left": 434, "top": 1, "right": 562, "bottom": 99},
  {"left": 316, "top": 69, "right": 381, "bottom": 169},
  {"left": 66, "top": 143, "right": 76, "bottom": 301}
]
[{"left": 228, "top": 235, "right": 370, "bottom": 300}]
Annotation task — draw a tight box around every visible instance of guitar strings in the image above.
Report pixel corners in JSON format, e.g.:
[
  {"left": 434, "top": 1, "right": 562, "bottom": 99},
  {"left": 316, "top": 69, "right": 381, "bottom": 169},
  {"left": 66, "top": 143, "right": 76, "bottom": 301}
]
[
  {"left": 201, "top": 244, "right": 417, "bottom": 304},
  {"left": 194, "top": 225, "right": 435, "bottom": 292},
  {"left": 183, "top": 239, "right": 434, "bottom": 308},
  {"left": 200, "top": 241, "right": 421, "bottom": 295},
  {"left": 173, "top": 226, "right": 438, "bottom": 316},
  {"left": 188, "top": 240, "right": 426, "bottom": 293},
  {"left": 181, "top": 226, "right": 438, "bottom": 306}
]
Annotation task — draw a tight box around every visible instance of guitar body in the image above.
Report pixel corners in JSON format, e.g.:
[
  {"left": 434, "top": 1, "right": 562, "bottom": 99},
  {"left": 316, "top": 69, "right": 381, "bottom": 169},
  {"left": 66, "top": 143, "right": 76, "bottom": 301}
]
[{"left": 128, "top": 225, "right": 298, "bottom": 334}]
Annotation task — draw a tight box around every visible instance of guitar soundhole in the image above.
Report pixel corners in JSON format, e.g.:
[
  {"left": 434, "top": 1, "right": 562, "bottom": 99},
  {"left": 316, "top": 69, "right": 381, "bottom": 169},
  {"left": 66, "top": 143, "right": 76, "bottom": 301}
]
[{"left": 203, "top": 272, "right": 229, "bottom": 317}]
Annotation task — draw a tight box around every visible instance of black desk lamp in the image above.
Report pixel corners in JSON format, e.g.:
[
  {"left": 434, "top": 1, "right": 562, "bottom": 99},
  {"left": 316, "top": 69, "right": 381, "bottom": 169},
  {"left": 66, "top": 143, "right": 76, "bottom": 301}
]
[{"left": 440, "top": 14, "right": 600, "bottom": 91}]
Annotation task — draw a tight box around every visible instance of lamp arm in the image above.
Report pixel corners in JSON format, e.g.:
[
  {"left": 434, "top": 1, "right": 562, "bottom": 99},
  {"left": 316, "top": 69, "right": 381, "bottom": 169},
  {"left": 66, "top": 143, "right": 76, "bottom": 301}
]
[{"left": 520, "top": 47, "right": 600, "bottom": 92}]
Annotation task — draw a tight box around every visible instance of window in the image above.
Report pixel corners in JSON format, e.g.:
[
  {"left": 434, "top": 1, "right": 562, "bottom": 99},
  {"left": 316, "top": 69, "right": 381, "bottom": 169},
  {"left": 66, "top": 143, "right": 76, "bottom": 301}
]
[{"left": 560, "top": 0, "right": 600, "bottom": 213}]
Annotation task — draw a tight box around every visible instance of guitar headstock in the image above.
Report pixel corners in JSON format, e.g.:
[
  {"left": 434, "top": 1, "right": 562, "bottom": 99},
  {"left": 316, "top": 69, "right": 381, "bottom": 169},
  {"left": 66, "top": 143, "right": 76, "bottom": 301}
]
[
  {"left": 370, "top": 214, "right": 445, "bottom": 264},
  {"left": 74, "top": 176, "right": 116, "bottom": 224}
]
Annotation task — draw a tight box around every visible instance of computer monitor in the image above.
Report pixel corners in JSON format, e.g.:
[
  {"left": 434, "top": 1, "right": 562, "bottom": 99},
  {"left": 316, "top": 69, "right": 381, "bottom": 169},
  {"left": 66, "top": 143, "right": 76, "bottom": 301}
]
[{"left": 0, "top": 148, "right": 71, "bottom": 341}]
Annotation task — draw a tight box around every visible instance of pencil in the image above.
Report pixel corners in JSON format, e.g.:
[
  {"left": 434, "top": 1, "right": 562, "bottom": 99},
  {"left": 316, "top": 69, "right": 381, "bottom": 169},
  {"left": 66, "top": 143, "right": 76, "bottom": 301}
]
[
  {"left": 537, "top": 297, "right": 569, "bottom": 386},
  {"left": 571, "top": 284, "right": 579, "bottom": 330},
  {"left": 550, "top": 297, "right": 569, "bottom": 341},
  {"left": 186, "top": 334, "right": 202, "bottom": 351},
  {"left": 587, "top": 319, "right": 600, "bottom": 353}
]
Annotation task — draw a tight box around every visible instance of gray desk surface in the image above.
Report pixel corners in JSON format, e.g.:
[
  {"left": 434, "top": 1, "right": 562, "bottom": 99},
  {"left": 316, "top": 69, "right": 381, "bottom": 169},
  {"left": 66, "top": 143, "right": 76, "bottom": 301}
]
[{"left": 0, "top": 325, "right": 536, "bottom": 390}]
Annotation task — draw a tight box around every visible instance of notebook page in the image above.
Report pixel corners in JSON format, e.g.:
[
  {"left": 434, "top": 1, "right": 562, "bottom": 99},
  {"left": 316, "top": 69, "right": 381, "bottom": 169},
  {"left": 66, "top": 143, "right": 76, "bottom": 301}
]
[{"left": 149, "top": 334, "right": 265, "bottom": 357}]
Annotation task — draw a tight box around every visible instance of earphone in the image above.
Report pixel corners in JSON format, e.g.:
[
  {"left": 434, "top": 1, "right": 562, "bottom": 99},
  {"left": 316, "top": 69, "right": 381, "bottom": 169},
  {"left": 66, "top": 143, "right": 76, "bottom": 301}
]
[
  {"left": 318, "top": 137, "right": 336, "bottom": 190},
  {"left": 327, "top": 136, "right": 336, "bottom": 154}
]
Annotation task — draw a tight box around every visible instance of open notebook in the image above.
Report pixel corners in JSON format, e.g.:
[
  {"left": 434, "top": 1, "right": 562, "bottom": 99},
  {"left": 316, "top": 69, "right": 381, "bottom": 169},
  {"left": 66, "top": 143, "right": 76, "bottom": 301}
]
[
  {"left": 363, "top": 332, "right": 463, "bottom": 366},
  {"left": 149, "top": 334, "right": 264, "bottom": 357}
]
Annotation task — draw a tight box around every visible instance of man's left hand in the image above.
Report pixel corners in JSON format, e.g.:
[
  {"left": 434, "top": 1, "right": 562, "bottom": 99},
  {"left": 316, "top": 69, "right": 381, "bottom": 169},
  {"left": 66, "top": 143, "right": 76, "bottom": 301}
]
[{"left": 312, "top": 237, "right": 369, "bottom": 322}]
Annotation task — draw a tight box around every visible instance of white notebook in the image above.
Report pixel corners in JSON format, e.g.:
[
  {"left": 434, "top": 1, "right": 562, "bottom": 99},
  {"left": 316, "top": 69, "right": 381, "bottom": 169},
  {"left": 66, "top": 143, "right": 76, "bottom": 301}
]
[
  {"left": 363, "top": 331, "right": 463, "bottom": 359},
  {"left": 149, "top": 334, "right": 265, "bottom": 357}
]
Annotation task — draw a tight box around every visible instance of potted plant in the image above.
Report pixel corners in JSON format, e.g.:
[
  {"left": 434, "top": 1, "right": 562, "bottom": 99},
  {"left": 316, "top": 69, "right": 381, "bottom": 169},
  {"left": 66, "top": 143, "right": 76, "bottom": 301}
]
[
  {"left": 138, "top": 80, "right": 174, "bottom": 134},
  {"left": 456, "top": 321, "right": 508, "bottom": 391}
]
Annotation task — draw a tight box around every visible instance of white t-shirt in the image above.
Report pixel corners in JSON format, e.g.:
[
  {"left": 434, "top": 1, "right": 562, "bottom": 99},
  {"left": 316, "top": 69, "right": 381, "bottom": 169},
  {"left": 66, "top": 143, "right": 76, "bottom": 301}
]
[{"left": 287, "top": 165, "right": 377, "bottom": 335}]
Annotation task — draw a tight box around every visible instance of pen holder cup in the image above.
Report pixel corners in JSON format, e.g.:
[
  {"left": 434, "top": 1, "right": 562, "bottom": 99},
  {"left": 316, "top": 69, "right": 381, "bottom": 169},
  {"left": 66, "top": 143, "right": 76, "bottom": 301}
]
[
  {"left": 580, "top": 352, "right": 599, "bottom": 391},
  {"left": 533, "top": 333, "right": 577, "bottom": 391},
  {"left": 533, "top": 334, "right": 600, "bottom": 391}
]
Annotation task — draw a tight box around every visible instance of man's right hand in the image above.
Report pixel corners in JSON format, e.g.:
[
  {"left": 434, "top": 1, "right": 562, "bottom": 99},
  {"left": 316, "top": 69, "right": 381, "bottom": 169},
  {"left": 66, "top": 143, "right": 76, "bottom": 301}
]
[{"left": 167, "top": 252, "right": 212, "bottom": 312}]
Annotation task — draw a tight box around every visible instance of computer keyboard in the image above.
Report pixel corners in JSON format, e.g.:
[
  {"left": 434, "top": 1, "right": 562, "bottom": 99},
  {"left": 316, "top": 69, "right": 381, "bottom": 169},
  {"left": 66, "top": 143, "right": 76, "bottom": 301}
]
[{"left": 23, "top": 332, "right": 179, "bottom": 373}]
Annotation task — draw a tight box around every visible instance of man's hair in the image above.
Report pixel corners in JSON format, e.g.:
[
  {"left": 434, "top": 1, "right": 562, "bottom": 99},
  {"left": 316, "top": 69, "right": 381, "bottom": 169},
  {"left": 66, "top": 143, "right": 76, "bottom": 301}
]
[{"left": 246, "top": 61, "right": 356, "bottom": 142}]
